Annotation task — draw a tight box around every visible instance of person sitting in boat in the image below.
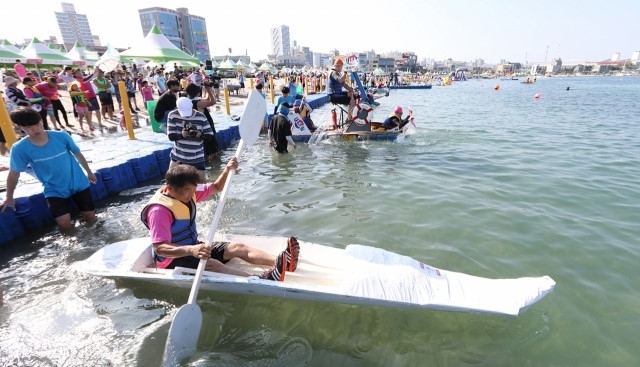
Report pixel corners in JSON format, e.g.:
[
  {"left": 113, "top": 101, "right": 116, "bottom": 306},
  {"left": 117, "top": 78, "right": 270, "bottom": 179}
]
[
  {"left": 380, "top": 106, "right": 413, "bottom": 130},
  {"left": 141, "top": 161, "right": 300, "bottom": 281},
  {"left": 293, "top": 97, "right": 318, "bottom": 132},
  {"left": 327, "top": 58, "right": 356, "bottom": 119}
]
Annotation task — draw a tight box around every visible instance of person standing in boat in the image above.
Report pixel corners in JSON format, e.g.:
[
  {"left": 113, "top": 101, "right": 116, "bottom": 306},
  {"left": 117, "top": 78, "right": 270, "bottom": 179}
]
[
  {"left": 1, "top": 107, "right": 97, "bottom": 232},
  {"left": 327, "top": 58, "right": 356, "bottom": 119},
  {"left": 380, "top": 106, "right": 413, "bottom": 130},
  {"left": 140, "top": 162, "right": 300, "bottom": 281}
]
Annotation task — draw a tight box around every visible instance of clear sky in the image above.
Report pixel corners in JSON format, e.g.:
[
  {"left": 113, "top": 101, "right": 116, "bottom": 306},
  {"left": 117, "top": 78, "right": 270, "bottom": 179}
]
[{"left": 1, "top": 0, "right": 638, "bottom": 64}]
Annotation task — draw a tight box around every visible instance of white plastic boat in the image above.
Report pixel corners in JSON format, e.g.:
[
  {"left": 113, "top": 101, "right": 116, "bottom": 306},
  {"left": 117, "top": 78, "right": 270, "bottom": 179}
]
[{"left": 76, "top": 234, "right": 556, "bottom": 316}]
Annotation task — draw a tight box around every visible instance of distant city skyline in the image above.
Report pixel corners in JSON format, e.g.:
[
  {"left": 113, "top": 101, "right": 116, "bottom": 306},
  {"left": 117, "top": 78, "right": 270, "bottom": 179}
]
[{"left": 1, "top": 0, "right": 638, "bottom": 64}]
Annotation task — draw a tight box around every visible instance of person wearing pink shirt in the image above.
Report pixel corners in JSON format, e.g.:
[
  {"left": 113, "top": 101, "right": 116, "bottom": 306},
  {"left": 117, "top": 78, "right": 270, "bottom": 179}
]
[
  {"left": 73, "top": 70, "right": 103, "bottom": 131},
  {"left": 140, "top": 81, "right": 154, "bottom": 111},
  {"left": 13, "top": 60, "right": 27, "bottom": 79},
  {"left": 23, "top": 77, "right": 59, "bottom": 130},
  {"left": 36, "top": 77, "right": 72, "bottom": 128}
]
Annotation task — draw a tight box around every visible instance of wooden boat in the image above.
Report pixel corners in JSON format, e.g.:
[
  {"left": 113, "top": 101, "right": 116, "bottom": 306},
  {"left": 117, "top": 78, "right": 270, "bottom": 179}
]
[{"left": 75, "top": 234, "right": 556, "bottom": 316}]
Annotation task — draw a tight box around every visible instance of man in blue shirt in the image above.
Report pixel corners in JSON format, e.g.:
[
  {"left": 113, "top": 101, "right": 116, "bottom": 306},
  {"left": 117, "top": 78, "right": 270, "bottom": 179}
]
[
  {"left": 273, "top": 86, "right": 295, "bottom": 116},
  {"left": 0, "top": 108, "right": 97, "bottom": 232}
]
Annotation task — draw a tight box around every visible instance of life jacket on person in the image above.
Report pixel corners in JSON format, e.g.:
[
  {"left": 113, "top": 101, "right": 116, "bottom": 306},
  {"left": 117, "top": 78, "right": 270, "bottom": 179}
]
[
  {"left": 328, "top": 68, "right": 345, "bottom": 95},
  {"left": 293, "top": 99, "right": 308, "bottom": 117},
  {"left": 140, "top": 188, "right": 199, "bottom": 261},
  {"left": 382, "top": 113, "right": 401, "bottom": 129},
  {"left": 24, "top": 86, "right": 45, "bottom": 105}
]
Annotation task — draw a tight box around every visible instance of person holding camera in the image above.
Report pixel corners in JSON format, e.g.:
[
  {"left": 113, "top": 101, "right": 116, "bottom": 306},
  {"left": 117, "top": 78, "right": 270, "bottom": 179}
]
[
  {"left": 166, "top": 97, "right": 215, "bottom": 181},
  {"left": 186, "top": 83, "right": 219, "bottom": 158}
]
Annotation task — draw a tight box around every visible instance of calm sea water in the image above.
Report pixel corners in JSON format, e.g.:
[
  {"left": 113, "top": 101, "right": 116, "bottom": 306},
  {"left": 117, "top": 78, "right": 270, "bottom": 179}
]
[{"left": 1, "top": 76, "right": 639, "bottom": 366}]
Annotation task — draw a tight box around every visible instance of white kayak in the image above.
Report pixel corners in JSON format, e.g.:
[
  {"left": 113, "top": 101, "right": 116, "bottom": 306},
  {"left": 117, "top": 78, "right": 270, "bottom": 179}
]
[{"left": 76, "top": 234, "right": 556, "bottom": 316}]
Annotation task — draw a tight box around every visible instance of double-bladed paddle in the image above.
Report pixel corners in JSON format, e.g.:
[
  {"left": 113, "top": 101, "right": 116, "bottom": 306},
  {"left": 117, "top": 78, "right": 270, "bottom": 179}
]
[{"left": 162, "top": 90, "right": 266, "bottom": 366}]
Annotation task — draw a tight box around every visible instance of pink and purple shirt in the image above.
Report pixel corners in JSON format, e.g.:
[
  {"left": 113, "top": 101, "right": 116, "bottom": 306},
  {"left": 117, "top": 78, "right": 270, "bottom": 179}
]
[{"left": 145, "top": 183, "right": 215, "bottom": 268}]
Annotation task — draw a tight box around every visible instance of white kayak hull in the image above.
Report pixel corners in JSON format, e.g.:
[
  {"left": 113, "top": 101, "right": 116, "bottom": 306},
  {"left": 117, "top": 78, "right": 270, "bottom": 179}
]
[{"left": 75, "top": 234, "right": 555, "bottom": 316}]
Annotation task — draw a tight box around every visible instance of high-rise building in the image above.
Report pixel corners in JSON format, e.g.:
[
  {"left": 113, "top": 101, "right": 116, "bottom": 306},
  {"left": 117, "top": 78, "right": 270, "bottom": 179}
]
[
  {"left": 271, "top": 25, "right": 290, "bottom": 57},
  {"left": 55, "top": 3, "right": 95, "bottom": 49},
  {"left": 138, "top": 7, "right": 210, "bottom": 61}
]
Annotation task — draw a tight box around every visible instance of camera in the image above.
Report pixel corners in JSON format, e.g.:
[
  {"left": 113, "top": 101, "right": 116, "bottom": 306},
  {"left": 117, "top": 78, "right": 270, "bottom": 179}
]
[{"left": 183, "top": 122, "right": 198, "bottom": 137}]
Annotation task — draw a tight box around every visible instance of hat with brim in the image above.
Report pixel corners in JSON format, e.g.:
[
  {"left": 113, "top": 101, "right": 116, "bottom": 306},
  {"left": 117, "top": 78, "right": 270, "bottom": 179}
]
[{"left": 3, "top": 76, "right": 18, "bottom": 85}]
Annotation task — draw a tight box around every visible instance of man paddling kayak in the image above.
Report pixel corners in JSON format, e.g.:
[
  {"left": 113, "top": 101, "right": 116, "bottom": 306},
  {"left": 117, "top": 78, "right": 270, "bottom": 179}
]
[{"left": 141, "top": 161, "right": 300, "bottom": 281}]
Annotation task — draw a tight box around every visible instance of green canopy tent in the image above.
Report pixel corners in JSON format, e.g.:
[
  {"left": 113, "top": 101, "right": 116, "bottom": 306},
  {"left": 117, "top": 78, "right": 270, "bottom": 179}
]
[
  {"left": 120, "top": 25, "right": 200, "bottom": 63},
  {"left": 218, "top": 58, "right": 236, "bottom": 70},
  {"left": 2, "top": 39, "right": 23, "bottom": 54},
  {"left": 20, "top": 37, "right": 76, "bottom": 66},
  {"left": 0, "top": 46, "right": 34, "bottom": 65},
  {"left": 257, "top": 63, "right": 271, "bottom": 71},
  {"left": 372, "top": 67, "right": 385, "bottom": 76}
]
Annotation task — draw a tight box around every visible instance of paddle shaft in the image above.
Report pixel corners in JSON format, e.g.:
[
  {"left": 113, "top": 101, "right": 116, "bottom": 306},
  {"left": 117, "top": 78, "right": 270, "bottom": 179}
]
[{"left": 186, "top": 139, "right": 245, "bottom": 305}]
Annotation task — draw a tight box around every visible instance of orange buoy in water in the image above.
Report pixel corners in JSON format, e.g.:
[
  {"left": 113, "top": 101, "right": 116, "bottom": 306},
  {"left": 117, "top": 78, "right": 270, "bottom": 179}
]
[
  {"left": 534, "top": 93, "right": 541, "bottom": 99},
  {"left": 494, "top": 84, "right": 500, "bottom": 90}
]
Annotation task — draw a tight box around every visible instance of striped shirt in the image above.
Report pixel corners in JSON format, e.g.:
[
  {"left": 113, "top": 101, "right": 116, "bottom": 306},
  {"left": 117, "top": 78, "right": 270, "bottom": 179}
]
[
  {"left": 167, "top": 109, "right": 213, "bottom": 165},
  {"left": 5, "top": 86, "right": 30, "bottom": 106}
]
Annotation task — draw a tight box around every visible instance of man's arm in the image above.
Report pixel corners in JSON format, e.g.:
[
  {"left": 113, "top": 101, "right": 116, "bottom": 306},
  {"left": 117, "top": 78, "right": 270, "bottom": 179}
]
[
  {"left": 83, "top": 69, "right": 98, "bottom": 82},
  {"left": 153, "top": 241, "right": 197, "bottom": 258},
  {"left": 0, "top": 170, "right": 20, "bottom": 212},
  {"left": 74, "top": 152, "right": 97, "bottom": 184},
  {"left": 211, "top": 157, "right": 239, "bottom": 192},
  {"left": 197, "top": 86, "right": 216, "bottom": 108}
]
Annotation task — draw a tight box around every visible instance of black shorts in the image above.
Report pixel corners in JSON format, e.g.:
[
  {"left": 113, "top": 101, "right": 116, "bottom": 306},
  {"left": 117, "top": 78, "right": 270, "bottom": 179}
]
[
  {"left": 211, "top": 241, "right": 229, "bottom": 263},
  {"left": 164, "top": 241, "right": 230, "bottom": 269},
  {"left": 88, "top": 97, "right": 100, "bottom": 111},
  {"left": 127, "top": 91, "right": 136, "bottom": 98},
  {"left": 46, "top": 187, "right": 95, "bottom": 219},
  {"left": 329, "top": 93, "right": 351, "bottom": 106},
  {"left": 98, "top": 91, "right": 114, "bottom": 106}
]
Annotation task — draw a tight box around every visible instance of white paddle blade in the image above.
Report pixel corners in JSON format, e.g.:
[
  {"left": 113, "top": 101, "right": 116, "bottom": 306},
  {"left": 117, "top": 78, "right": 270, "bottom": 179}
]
[
  {"left": 239, "top": 90, "right": 267, "bottom": 144},
  {"left": 162, "top": 304, "right": 203, "bottom": 366}
]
